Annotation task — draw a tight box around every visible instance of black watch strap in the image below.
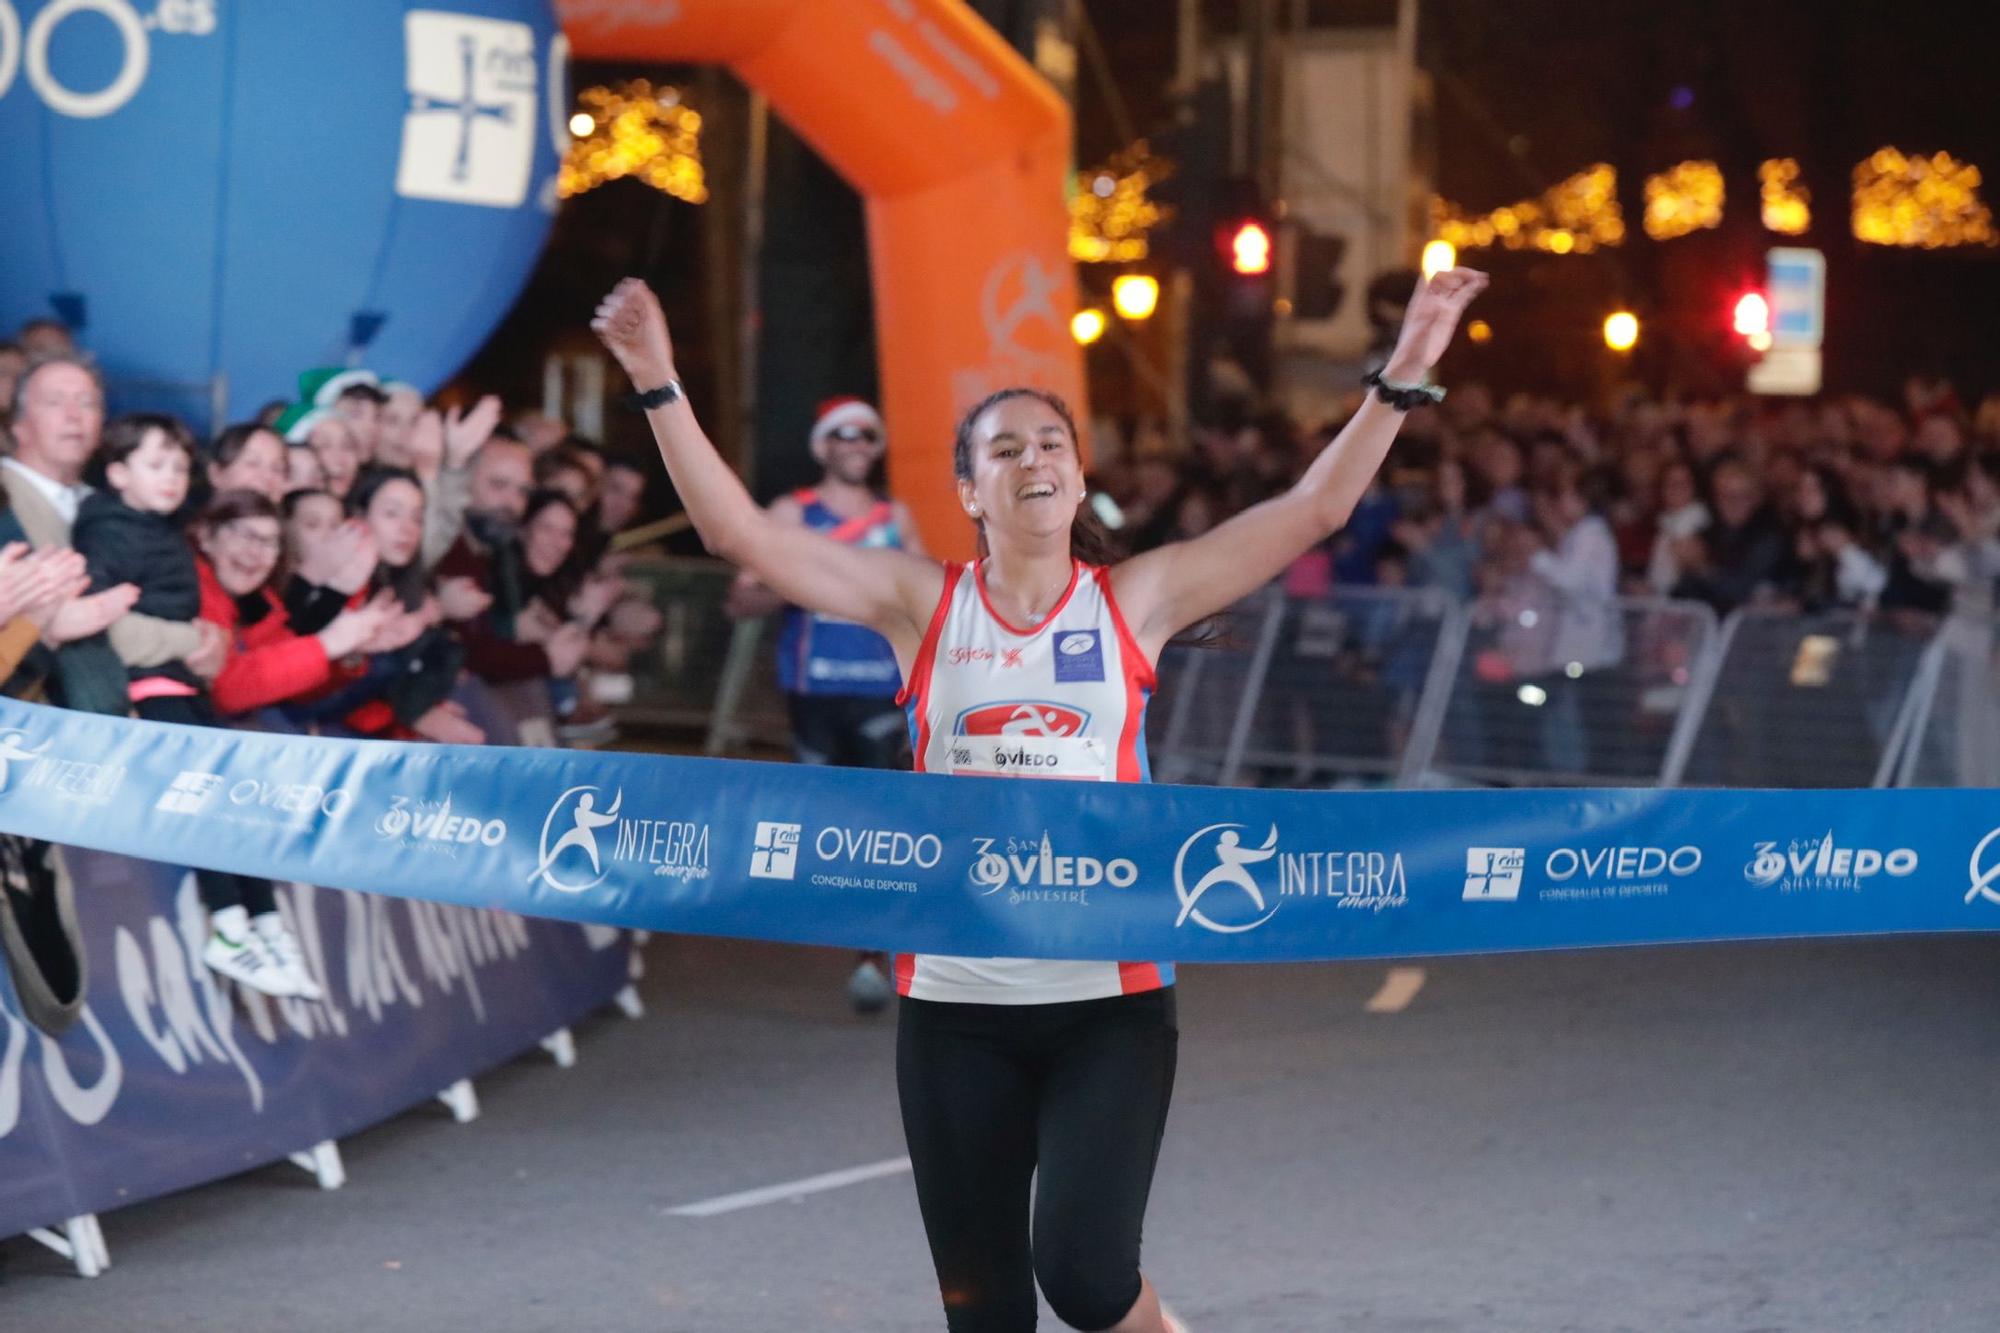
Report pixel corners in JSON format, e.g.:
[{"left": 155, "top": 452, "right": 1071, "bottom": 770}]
[
  {"left": 624, "top": 378, "right": 684, "bottom": 411},
  {"left": 1363, "top": 367, "right": 1446, "bottom": 411}
]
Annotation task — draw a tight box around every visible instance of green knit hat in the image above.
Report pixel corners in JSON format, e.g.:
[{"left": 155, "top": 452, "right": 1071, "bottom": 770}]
[
  {"left": 274, "top": 402, "right": 332, "bottom": 444},
  {"left": 297, "top": 366, "right": 383, "bottom": 408}
]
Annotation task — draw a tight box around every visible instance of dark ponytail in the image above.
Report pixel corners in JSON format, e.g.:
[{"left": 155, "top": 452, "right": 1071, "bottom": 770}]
[{"left": 951, "top": 386, "right": 1124, "bottom": 567}]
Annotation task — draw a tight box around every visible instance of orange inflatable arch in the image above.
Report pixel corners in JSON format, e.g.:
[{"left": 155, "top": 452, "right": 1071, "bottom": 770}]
[{"left": 557, "top": 0, "right": 1086, "bottom": 560}]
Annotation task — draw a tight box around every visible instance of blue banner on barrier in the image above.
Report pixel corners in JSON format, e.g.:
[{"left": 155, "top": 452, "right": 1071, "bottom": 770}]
[
  {"left": 0, "top": 699, "right": 1996, "bottom": 966},
  {"left": 0, "top": 845, "right": 628, "bottom": 1243}
]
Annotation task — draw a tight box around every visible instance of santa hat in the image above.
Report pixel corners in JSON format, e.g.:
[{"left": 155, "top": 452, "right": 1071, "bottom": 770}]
[{"left": 808, "top": 396, "right": 885, "bottom": 463}]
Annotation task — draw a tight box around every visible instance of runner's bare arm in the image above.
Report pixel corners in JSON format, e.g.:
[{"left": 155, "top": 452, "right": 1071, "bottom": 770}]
[
  {"left": 593, "top": 279, "right": 942, "bottom": 650},
  {"left": 1111, "top": 269, "right": 1488, "bottom": 656},
  {"left": 725, "top": 495, "right": 804, "bottom": 618}
]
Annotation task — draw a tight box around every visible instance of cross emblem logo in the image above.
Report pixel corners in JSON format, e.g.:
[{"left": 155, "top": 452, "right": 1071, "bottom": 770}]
[
  {"left": 397, "top": 12, "right": 539, "bottom": 209},
  {"left": 410, "top": 35, "right": 516, "bottom": 185}
]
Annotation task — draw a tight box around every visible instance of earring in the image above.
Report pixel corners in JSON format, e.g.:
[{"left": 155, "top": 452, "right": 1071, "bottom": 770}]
[
  {"left": 1080, "top": 488, "right": 1089, "bottom": 500},
  {"left": 968, "top": 505, "right": 981, "bottom": 516}
]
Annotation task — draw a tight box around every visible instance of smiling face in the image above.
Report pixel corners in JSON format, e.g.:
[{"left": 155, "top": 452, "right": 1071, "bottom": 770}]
[
  {"left": 598, "top": 465, "right": 644, "bottom": 532},
  {"left": 377, "top": 386, "right": 424, "bottom": 466},
  {"left": 333, "top": 392, "right": 382, "bottom": 461},
  {"left": 309, "top": 418, "right": 361, "bottom": 498},
  {"left": 107, "top": 427, "right": 193, "bottom": 515},
  {"left": 468, "top": 439, "right": 533, "bottom": 523},
  {"left": 286, "top": 443, "right": 325, "bottom": 493},
  {"left": 955, "top": 393, "right": 1084, "bottom": 544},
  {"left": 363, "top": 477, "right": 425, "bottom": 568},
  {"left": 284, "top": 491, "right": 343, "bottom": 564},
  {"left": 11, "top": 361, "right": 103, "bottom": 484},
  {"left": 210, "top": 428, "right": 287, "bottom": 503},
  {"left": 821, "top": 424, "right": 886, "bottom": 486},
  {"left": 523, "top": 498, "right": 578, "bottom": 577},
  {"left": 201, "top": 515, "right": 284, "bottom": 595}
]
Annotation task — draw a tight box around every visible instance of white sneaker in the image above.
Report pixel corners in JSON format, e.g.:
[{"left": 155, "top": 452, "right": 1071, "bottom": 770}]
[
  {"left": 252, "top": 912, "right": 323, "bottom": 1001},
  {"left": 204, "top": 924, "right": 300, "bottom": 998}
]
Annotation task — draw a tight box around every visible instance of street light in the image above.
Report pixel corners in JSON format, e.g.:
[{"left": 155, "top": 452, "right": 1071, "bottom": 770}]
[
  {"left": 1070, "top": 308, "right": 1107, "bottom": 345},
  {"left": 1603, "top": 310, "right": 1640, "bottom": 352},
  {"left": 1111, "top": 274, "right": 1160, "bottom": 321},
  {"left": 1421, "top": 239, "right": 1457, "bottom": 279}
]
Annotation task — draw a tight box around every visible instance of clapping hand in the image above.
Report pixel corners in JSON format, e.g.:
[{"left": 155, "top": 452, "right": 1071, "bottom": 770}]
[
  {"left": 40, "top": 581, "right": 139, "bottom": 646},
  {"left": 0, "top": 545, "right": 85, "bottom": 626},
  {"left": 435, "top": 575, "right": 494, "bottom": 622}
]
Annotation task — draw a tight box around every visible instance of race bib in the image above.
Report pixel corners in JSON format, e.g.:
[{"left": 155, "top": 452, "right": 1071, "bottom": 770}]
[{"left": 947, "top": 735, "right": 1109, "bottom": 781}]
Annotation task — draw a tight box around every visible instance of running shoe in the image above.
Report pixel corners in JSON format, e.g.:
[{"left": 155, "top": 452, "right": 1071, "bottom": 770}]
[
  {"left": 253, "top": 911, "right": 323, "bottom": 1001},
  {"left": 847, "top": 956, "right": 891, "bottom": 1015},
  {"left": 203, "top": 923, "right": 300, "bottom": 998}
]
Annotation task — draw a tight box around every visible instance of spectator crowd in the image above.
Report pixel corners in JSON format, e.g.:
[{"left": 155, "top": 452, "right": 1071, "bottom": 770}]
[
  {"left": 1086, "top": 373, "right": 2000, "bottom": 778},
  {"left": 1093, "top": 375, "right": 2000, "bottom": 626},
  {"left": 0, "top": 319, "right": 663, "bottom": 1001}
]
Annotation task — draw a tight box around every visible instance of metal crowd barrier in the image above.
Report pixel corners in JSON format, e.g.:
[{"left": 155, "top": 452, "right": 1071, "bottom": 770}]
[
  {"left": 1417, "top": 596, "right": 1717, "bottom": 788},
  {"left": 1663, "top": 608, "right": 1936, "bottom": 789},
  {"left": 615, "top": 556, "right": 788, "bottom": 752},
  {"left": 1890, "top": 612, "right": 2000, "bottom": 788},
  {"left": 629, "top": 562, "right": 1995, "bottom": 792}
]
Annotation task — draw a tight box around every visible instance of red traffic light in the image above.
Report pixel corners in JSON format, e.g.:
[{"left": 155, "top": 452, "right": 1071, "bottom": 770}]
[
  {"left": 1227, "top": 220, "right": 1273, "bottom": 276},
  {"left": 1732, "top": 291, "right": 1770, "bottom": 337}
]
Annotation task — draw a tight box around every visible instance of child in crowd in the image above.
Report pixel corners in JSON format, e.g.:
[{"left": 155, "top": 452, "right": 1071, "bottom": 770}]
[{"left": 72, "top": 414, "right": 320, "bottom": 1000}]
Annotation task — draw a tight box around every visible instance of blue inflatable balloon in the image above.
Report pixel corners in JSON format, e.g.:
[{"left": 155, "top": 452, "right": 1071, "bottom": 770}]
[{"left": 0, "top": 0, "right": 566, "bottom": 427}]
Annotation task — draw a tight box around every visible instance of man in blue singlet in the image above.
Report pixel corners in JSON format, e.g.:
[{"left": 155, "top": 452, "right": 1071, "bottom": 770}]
[{"left": 726, "top": 397, "right": 925, "bottom": 1013}]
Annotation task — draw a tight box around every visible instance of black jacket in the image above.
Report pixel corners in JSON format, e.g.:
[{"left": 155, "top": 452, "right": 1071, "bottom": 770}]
[{"left": 72, "top": 491, "right": 202, "bottom": 688}]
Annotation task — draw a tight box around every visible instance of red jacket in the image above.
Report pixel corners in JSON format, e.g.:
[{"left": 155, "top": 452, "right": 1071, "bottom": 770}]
[{"left": 196, "top": 557, "right": 334, "bottom": 716}]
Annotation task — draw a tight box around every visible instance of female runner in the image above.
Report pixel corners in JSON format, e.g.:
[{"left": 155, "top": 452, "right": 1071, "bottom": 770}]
[{"left": 594, "top": 266, "right": 1486, "bottom": 1332}]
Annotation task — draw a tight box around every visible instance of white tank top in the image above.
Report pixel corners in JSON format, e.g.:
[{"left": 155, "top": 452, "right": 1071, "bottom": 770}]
[{"left": 895, "top": 559, "right": 1175, "bottom": 1005}]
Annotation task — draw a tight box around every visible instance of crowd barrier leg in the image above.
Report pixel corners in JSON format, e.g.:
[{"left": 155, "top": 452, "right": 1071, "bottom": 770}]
[
  {"left": 1657, "top": 609, "right": 1741, "bottom": 787},
  {"left": 615, "top": 984, "right": 645, "bottom": 1019},
  {"left": 540, "top": 1028, "right": 577, "bottom": 1068},
  {"left": 1394, "top": 601, "right": 1471, "bottom": 786},
  {"left": 1218, "top": 593, "right": 1289, "bottom": 787},
  {"left": 704, "top": 620, "right": 768, "bottom": 756},
  {"left": 26, "top": 1214, "right": 109, "bottom": 1278},
  {"left": 286, "top": 1140, "right": 346, "bottom": 1191},
  {"left": 1875, "top": 638, "right": 1947, "bottom": 787},
  {"left": 436, "top": 1079, "right": 480, "bottom": 1124}
]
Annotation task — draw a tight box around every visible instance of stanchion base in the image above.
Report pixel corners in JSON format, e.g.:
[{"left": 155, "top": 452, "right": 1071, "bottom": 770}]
[
  {"left": 436, "top": 1078, "right": 480, "bottom": 1123},
  {"left": 286, "top": 1140, "right": 346, "bottom": 1190},
  {"left": 26, "top": 1214, "right": 109, "bottom": 1278},
  {"left": 540, "top": 1027, "right": 577, "bottom": 1068}
]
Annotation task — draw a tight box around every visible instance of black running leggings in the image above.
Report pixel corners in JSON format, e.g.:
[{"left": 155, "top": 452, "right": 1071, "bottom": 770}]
[{"left": 897, "top": 988, "right": 1178, "bottom": 1332}]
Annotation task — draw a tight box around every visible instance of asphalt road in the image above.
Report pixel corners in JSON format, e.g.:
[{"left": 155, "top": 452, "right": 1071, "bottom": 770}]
[{"left": 7, "top": 931, "right": 2000, "bottom": 1331}]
